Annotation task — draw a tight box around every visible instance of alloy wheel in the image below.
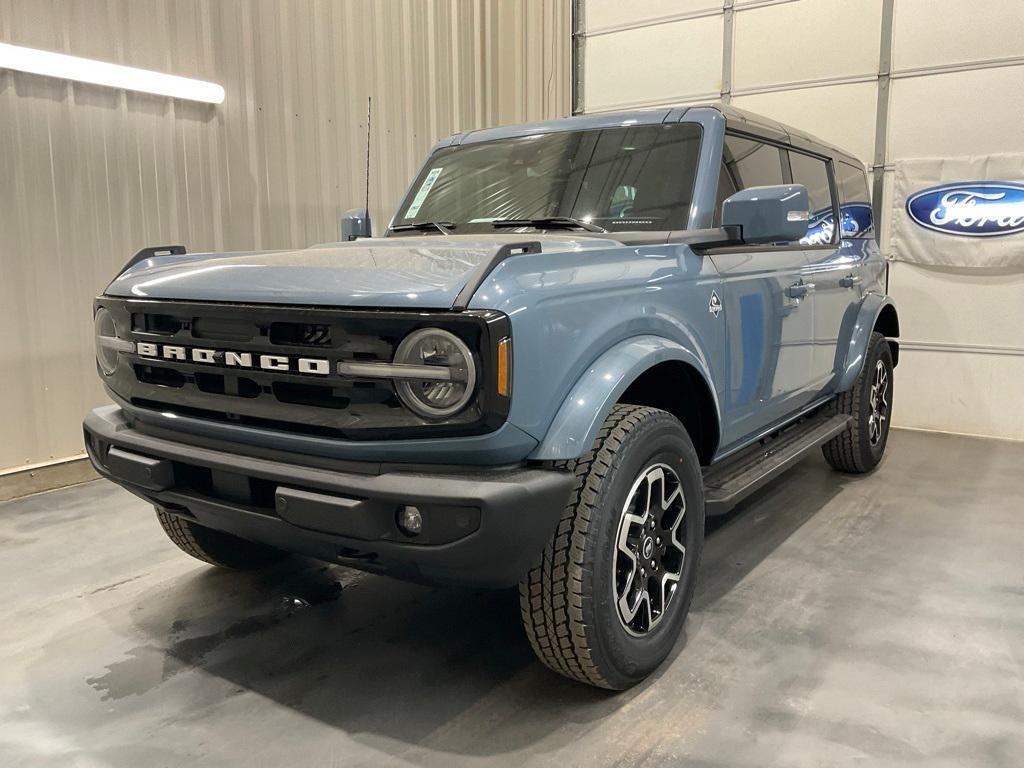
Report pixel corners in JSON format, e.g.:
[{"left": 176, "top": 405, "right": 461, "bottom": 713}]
[
  {"left": 613, "top": 463, "right": 687, "bottom": 636},
  {"left": 868, "top": 359, "right": 890, "bottom": 446}
]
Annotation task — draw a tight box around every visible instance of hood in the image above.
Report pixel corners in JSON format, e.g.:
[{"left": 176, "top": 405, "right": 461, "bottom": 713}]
[{"left": 105, "top": 234, "right": 621, "bottom": 309}]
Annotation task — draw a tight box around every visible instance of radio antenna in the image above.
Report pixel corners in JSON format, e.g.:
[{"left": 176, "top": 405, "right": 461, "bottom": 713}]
[{"left": 364, "top": 96, "right": 372, "bottom": 216}]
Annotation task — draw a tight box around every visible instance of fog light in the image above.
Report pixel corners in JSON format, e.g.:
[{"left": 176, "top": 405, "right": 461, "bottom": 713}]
[{"left": 398, "top": 505, "right": 423, "bottom": 536}]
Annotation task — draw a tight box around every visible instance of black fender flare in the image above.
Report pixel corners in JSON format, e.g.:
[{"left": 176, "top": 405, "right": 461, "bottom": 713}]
[{"left": 834, "top": 293, "right": 899, "bottom": 392}]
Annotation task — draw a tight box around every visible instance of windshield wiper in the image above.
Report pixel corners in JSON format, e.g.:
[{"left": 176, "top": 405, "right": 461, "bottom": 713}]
[
  {"left": 490, "top": 216, "right": 607, "bottom": 233},
  {"left": 390, "top": 221, "right": 455, "bottom": 235}
]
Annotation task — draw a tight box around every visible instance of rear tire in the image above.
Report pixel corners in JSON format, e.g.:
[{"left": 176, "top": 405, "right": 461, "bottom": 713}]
[
  {"left": 519, "top": 405, "right": 705, "bottom": 690},
  {"left": 822, "top": 331, "right": 894, "bottom": 473},
  {"left": 156, "top": 509, "right": 288, "bottom": 570}
]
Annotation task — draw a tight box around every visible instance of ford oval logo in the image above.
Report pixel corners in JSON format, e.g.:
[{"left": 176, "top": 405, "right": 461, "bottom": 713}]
[{"left": 906, "top": 182, "right": 1024, "bottom": 237}]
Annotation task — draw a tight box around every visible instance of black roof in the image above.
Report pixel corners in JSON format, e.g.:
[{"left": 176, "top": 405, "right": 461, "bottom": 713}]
[{"left": 451, "top": 102, "right": 866, "bottom": 170}]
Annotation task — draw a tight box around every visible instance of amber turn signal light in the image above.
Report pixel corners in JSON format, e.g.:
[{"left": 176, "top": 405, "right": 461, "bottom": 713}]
[{"left": 496, "top": 337, "right": 511, "bottom": 397}]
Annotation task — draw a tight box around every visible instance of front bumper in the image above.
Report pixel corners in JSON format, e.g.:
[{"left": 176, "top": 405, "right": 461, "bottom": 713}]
[{"left": 84, "top": 406, "right": 573, "bottom": 588}]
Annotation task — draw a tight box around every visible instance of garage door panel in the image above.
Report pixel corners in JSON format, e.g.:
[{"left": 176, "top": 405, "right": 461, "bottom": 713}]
[
  {"left": 888, "top": 67, "right": 1024, "bottom": 159},
  {"left": 892, "top": 0, "right": 1024, "bottom": 71},
  {"left": 733, "top": 0, "right": 881, "bottom": 89},
  {"left": 585, "top": 0, "right": 718, "bottom": 33},
  {"left": 887, "top": 259, "right": 1024, "bottom": 441},
  {"left": 585, "top": 16, "right": 724, "bottom": 111},
  {"left": 888, "top": 263, "right": 1024, "bottom": 348},
  {"left": 891, "top": 350, "right": 1024, "bottom": 440},
  {"left": 732, "top": 81, "right": 877, "bottom": 162}
]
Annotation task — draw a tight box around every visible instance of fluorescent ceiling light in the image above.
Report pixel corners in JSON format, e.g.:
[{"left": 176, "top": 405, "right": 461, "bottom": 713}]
[{"left": 0, "top": 42, "right": 225, "bottom": 104}]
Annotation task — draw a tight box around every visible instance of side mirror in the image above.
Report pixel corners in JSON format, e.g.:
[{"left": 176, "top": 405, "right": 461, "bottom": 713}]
[
  {"left": 722, "top": 184, "right": 809, "bottom": 245},
  {"left": 340, "top": 208, "right": 372, "bottom": 241}
]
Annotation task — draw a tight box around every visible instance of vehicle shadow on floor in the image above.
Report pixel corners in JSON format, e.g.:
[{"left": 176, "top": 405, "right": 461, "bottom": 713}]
[{"left": 105, "top": 455, "right": 845, "bottom": 757}]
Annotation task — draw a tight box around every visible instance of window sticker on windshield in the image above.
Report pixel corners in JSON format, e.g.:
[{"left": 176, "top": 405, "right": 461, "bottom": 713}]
[{"left": 404, "top": 167, "right": 443, "bottom": 219}]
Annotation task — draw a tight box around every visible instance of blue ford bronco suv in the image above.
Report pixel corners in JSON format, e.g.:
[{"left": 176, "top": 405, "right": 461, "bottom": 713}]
[{"left": 85, "top": 104, "right": 899, "bottom": 689}]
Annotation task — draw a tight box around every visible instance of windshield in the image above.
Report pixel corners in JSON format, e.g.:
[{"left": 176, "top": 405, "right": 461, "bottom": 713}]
[{"left": 393, "top": 123, "right": 703, "bottom": 234}]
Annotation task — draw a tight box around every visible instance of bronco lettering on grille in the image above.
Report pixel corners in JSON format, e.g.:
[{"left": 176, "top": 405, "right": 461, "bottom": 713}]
[{"left": 136, "top": 342, "right": 330, "bottom": 376}]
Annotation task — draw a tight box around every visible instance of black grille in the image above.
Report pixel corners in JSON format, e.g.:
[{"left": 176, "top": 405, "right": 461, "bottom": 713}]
[
  {"left": 99, "top": 298, "right": 510, "bottom": 439},
  {"left": 269, "top": 321, "right": 332, "bottom": 346}
]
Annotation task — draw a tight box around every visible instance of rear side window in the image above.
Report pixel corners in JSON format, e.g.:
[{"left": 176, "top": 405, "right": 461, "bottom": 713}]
[
  {"left": 788, "top": 150, "right": 835, "bottom": 245},
  {"left": 835, "top": 161, "right": 874, "bottom": 238},
  {"left": 788, "top": 151, "right": 832, "bottom": 215},
  {"left": 714, "top": 134, "right": 786, "bottom": 224}
]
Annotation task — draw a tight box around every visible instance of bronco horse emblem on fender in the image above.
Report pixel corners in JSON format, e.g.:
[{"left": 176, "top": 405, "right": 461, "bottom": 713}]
[{"left": 708, "top": 290, "right": 722, "bottom": 318}]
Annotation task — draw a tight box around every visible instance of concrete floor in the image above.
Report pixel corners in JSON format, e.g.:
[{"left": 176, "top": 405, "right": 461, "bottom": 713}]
[{"left": 0, "top": 429, "right": 1022, "bottom": 767}]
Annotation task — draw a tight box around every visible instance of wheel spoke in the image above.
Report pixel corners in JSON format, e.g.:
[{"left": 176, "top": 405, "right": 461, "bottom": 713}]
[
  {"left": 656, "top": 572, "right": 680, "bottom": 619},
  {"left": 868, "top": 359, "right": 891, "bottom": 447},
  {"left": 618, "top": 580, "right": 650, "bottom": 627}
]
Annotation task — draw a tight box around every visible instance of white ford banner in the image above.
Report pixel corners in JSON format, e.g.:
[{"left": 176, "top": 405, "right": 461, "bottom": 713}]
[{"left": 890, "top": 154, "right": 1024, "bottom": 270}]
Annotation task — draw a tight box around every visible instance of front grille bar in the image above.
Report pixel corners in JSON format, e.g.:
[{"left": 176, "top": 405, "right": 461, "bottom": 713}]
[{"left": 337, "top": 361, "right": 453, "bottom": 381}]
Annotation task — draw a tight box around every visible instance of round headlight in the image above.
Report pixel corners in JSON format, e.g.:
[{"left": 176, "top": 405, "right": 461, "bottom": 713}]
[
  {"left": 94, "top": 307, "right": 120, "bottom": 376},
  {"left": 393, "top": 328, "right": 477, "bottom": 419}
]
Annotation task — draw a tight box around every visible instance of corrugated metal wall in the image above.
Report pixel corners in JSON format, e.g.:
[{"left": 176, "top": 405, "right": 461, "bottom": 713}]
[{"left": 0, "top": 0, "right": 570, "bottom": 471}]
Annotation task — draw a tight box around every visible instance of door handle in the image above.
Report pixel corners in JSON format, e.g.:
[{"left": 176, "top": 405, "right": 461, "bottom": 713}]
[
  {"left": 839, "top": 274, "right": 862, "bottom": 288},
  {"left": 787, "top": 281, "right": 814, "bottom": 299}
]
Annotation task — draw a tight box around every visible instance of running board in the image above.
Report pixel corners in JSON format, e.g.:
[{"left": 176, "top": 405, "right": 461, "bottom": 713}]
[{"left": 703, "top": 413, "right": 852, "bottom": 515}]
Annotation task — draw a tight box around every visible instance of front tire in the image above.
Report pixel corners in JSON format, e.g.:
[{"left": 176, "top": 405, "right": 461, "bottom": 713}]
[
  {"left": 822, "top": 331, "right": 894, "bottom": 473},
  {"left": 519, "top": 405, "right": 705, "bottom": 689},
  {"left": 156, "top": 509, "right": 288, "bottom": 570}
]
